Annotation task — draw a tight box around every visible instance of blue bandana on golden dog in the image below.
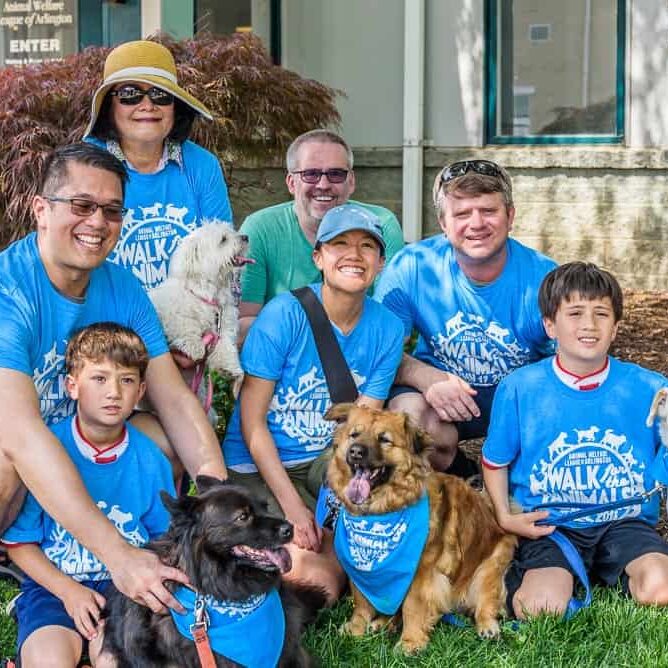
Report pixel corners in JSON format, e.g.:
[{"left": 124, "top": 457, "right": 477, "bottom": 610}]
[{"left": 334, "top": 493, "right": 430, "bottom": 615}]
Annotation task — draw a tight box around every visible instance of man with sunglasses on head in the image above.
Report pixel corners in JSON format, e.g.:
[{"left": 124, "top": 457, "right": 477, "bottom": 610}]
[
  {"left": 375, "top": 159, "right": 556, "bottom": 477},
  {"left": 0, "top": 143, "right": 227, "bottom": 614},
  {"left": 238, "top": 129, "right": 404, "bottom": 342}
]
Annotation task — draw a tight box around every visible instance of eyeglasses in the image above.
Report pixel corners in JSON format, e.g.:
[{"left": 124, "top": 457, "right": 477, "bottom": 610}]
[
  {"left": 440, "top": 160, "right": 505, "bottom": 184},
  {"left": 109, "top": 85, "right": 174, "bottom": 107},
  {"left": 291, "top": 169, "right": 350, "bottom": 184},
  {"left": 44, "top": 196, "right": 127, "bottom": 223}
]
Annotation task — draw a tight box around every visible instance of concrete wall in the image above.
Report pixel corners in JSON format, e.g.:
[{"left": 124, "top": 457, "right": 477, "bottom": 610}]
[
  {"left": 281, "top": 0, "right": 405, "bottom": 148},
  {"left": 424, "top": 0, "right": 485, "bottom": 146},
  {"left": 628, "top": 0, "right": 668, "bottom": 147}
]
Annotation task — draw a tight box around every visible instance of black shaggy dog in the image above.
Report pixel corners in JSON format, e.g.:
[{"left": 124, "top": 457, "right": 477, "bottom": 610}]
[{"left": 100, "top": 476, "right": 325, "bottom": 667}]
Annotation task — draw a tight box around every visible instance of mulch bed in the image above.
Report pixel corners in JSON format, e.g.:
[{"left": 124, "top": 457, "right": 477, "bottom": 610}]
[{"left": 461, "top": 290, "right": 668, "bottom": 535}]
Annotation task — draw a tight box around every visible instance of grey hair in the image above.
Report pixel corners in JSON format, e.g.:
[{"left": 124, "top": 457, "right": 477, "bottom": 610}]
[{"left": 286, "top": 129, "right": 354, "bottom": 171}]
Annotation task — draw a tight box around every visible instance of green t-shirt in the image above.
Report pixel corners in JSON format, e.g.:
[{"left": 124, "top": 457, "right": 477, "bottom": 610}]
[{"left": 240, "top": 199, "right": 404, "bottom": 305}]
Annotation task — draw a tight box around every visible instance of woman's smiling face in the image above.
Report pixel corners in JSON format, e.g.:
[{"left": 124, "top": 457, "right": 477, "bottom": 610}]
[
  {"left": 110, "top": 82, "right": 175, "bottom": 147},
  {"left": 313, "top": 229, "right": 384, "bottom": 295}
]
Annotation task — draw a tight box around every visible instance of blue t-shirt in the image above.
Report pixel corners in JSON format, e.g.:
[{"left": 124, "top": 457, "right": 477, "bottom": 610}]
[
  {"left": 223, "top": 284, "right": 404, "bottom": 471},
  {"left": 0, "top": 233, "right": 168, "bottom": 424},
  {"left": 374, "top": 236, "right": 556, "bottom": 388},
  {"left": 482, "top": 356, "right": 668, "bottom": 528},
  {"left": 2, "top": 416, "right": 174, "bottom": 581},
  {"left": 87, "top": 138, "right": 232, "bottom": 290}
]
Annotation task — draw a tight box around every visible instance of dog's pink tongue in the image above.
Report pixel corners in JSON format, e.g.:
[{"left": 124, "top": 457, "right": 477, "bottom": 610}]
[
  {"left": 233, "top": 255, "right": 256, "bottom": 267},
  {"left": 346, "top": 470, "right": 371, "bottom": 505},
  {"left": 266, "top": 547, "right": 292, "bottom": 574}
]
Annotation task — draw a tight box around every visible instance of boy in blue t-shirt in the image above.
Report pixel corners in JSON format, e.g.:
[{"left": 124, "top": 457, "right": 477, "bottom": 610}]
[
  {"left": 1, "top": 322, "right": 174, "bottom": 666},
  {"left": 483, "top": 262, "right": 668, "bottom": 619}
]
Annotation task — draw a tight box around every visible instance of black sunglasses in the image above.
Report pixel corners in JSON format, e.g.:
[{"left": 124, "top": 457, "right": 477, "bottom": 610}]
[
  {"left": 440, "top": 160, "right": 505, "bottom": 184},
  {"left": 44, "top": 196, "right": 127, "bottom": 223},
  {"left": 109, "top": 85, "right": 174, "bottom": 107},
  {"left": 291, "top": 168, "right": 350, "bottom": 184}
]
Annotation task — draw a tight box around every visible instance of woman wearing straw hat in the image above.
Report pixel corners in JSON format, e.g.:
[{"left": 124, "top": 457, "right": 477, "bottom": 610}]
[{"left": 85, "top": 40, "right": 232, "bottom": 293}]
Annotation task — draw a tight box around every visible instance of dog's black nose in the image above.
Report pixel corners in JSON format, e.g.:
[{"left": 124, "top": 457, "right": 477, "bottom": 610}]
[
  {"left": 347, "top": 443, "right": 368, "bottom": 464},
  {"left": 278, "top": 522, "right": 293, "bottom": 541}
]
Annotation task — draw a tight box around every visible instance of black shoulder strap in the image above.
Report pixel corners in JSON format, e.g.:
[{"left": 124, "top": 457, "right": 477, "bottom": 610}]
[{"left": 291, "top": 286, "right": 359, "bottom": 404}]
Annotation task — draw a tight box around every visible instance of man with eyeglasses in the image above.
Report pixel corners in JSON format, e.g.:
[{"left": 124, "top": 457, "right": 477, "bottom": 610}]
[
  {"left": 0, "top": 143, "right": 227, "bottom": 613},
  {"left": 375, "top": 159, "right": 556, "bottom": 478},
  {"left": 238, "top": 129, "right": 404, "bottom": 342}
]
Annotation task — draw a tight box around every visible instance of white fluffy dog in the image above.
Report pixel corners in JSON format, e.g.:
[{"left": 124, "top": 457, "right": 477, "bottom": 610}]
[
  {"left": 647, "top": 387, "right": 668, "bottom": 446},
  {"left": 149, "top": 222, "right": 250, "bottom": 399}
]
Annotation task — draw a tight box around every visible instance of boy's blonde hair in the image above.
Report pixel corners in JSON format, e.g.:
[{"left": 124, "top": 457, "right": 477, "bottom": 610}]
[{"left": 66, "top": 322, "right": 149, "bottom": 380}]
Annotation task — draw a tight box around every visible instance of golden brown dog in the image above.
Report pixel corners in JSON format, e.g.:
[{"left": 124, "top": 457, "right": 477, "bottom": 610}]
[{"left": 325, "top": 403, "right": 517, "bottom": 653}]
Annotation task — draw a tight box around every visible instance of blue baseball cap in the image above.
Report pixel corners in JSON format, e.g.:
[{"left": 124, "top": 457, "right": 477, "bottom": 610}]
[{"left": 315, "top": 204, "right": 385, "bottom": 255}]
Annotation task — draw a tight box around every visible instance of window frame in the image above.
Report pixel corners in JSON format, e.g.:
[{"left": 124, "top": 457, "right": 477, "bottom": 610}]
[{"left": 485, "top": 0, "right": 626, "bottom": 145}]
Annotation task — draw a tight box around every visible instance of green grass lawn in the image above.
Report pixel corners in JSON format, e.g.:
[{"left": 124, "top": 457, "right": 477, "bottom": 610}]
[
  {"left": 2, "top": 580, "right": 668, "bottom": 667},
  {"left": 304, "top": 591, "right": 668, "bottom": 667}
]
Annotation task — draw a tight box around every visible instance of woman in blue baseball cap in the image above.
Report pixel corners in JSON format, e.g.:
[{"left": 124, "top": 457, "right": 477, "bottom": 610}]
[{"left": 222, "top": 203, "right": 404, "bottom": 601}]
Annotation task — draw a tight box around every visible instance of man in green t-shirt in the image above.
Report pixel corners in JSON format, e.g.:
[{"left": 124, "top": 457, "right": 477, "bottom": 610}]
[{"left": 238, "top": 129, "right": 404, "bottom": 342}]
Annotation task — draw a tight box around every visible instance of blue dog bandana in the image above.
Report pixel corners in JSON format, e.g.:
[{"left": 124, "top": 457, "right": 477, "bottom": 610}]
[
  {"left": 334, "top": 493, "right": 430, "bottom": 615},
  {"left": 170, "top": 586, "right": 285, "bottom": 668}
]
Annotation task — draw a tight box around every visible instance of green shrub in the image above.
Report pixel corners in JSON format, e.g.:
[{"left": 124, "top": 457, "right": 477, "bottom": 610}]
[{"left": 211, "top": 370, "right": 236, "bottom": 439}]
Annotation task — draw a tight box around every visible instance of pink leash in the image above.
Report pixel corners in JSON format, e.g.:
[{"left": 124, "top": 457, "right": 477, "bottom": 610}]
[{"left": 189, "top": 330, "right": 219, "bottom": 414}]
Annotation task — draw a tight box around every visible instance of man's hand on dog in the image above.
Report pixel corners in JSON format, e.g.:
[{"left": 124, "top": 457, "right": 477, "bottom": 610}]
[
  {"left": 284, "top": 499, "right": 323, "bottom": 552},
  {"left": 497, "top": 509, "right": 555, "bottom": 540},
  {"left": 424, "top": 373, "right": 480, "bottom": 422},
  {"left": 108, "top": 545, "right": 189, "bottom": 613},
  {"left": 61, "top": 581, "right": 106, "bottom": 640}
]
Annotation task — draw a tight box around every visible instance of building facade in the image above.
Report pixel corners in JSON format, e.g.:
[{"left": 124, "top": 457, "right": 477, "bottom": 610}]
[{"left": 1, "top": 0, "right": 666, "bottom": 287}]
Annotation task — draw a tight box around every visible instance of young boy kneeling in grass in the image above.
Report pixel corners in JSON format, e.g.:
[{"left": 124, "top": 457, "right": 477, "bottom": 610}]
[
  {"left": 483, "top": 262, "right": 668, "bottom": 619},
  {"left": 1, "top": 322, "right": 175, "bottom": 667}
]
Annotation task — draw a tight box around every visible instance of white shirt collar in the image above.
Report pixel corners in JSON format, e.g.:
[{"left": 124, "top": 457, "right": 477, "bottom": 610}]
[
  {"left": 552, "top": 355, "right": 610, "bottom": 391},
  {"left": 71, "top": 416, "right": 129, "bottom": 464}
]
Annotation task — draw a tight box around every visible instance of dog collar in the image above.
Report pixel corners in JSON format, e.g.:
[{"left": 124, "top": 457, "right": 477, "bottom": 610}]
[
  {"left": 188, "top": 288, "right": 220, "bottom": 308},
  {"left": 170, "top": 586, "right": 285, "bottom": 668},
  {"left": 334, "top": 492, "right": 430, "bottom": 615}
]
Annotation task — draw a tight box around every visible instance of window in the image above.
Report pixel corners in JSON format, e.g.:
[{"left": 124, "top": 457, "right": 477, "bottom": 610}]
[
  {"left": 528, "top": 24, "right": 550, "bottom": 42},
  {"left": 194, "top": 0, "right": 280, "bottom": 64},
  {"left": 195, "top": 0, "right": 251, "bottom": 34},
  {"left": 486, "top": 0, "right": 625, "bottom": 144}
]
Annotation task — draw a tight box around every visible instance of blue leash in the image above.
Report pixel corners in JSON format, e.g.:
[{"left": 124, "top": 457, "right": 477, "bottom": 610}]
[
  {"left": 441, "top": 530, "right": 589, "bottom": 630},
  {"left": 546, "top": 530, "right": 591, "bottom": 619},
  {"left": 442, "top": 488, "right": 665, "bottom": 630},
  {"left": 531, "top": 485, "right": 663, "bottom": 619},
  {"left": 534, "top": 485, "right": 663, "bottom": 527}
]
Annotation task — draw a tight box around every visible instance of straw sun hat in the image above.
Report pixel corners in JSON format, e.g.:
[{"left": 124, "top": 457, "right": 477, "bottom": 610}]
[{"left": 84, "top": 40, "right": 212, "bottom": 137}]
